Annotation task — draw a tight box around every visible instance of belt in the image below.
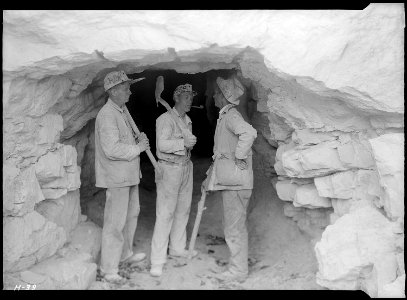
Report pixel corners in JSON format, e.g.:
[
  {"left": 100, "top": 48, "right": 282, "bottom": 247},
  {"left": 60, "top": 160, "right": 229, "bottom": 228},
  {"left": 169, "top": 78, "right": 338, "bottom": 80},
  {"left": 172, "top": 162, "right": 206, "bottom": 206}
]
[{"left": 158, "top": 159, "right": 190, "bottom": 166}]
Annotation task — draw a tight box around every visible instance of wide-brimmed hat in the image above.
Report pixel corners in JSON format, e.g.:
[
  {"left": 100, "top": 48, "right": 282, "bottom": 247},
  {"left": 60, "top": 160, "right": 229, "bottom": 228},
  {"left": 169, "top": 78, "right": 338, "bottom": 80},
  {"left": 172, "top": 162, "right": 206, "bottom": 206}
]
[
  {"left": 216, "top": 77, "right": 244, "bottom": 105},
  {"left": 104, "top": 70, "right": 145, "bottom": 91},
  {"left": 173, "top": 84, "right": 197, "bottom": 98}
]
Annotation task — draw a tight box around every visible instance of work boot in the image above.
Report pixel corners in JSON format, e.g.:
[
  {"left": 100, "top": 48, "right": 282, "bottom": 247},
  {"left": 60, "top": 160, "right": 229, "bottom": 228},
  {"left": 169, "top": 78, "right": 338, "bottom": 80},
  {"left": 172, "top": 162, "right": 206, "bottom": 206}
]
[
  {"left": 104, "top": 273, "right": 126, "bottom": 284},
  {"left": 150, "top": 263, "right": 164, "bottom": 277},
  {"left": 122, "top": 252, "right": 146, "bottom": 264},
  {"left": 215, "top": 270, "right": 247, "bottom": 283},
  {"left": 169, "top": 249, "right": 198, "bottom": 258}
]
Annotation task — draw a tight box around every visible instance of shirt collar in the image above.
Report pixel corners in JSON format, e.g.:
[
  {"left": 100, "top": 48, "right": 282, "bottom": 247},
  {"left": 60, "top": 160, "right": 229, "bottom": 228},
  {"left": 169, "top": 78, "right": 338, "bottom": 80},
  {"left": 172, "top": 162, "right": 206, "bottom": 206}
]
[
  {"left": 219, "top": 103, "right": 235, "bottom": 116},
  {"left": 172, "top": 107, "right": 192, "bottom": 124},
  {"left": 107, "top": 98, "right": 124, "bottom": 113}
]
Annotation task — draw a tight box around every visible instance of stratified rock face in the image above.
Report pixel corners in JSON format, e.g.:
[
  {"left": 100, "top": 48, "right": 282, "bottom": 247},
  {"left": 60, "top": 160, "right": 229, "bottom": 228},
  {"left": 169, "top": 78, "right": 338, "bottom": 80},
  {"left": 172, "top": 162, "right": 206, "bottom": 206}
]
[
  {"left": 369, "top": 133, "right": 404, "bottom": 221},
  {"left": 315, "top": 206, "right": 398, "bottom": 297},
  {"left": 3, "top": 211, "right": 67, "bottom": 272}
]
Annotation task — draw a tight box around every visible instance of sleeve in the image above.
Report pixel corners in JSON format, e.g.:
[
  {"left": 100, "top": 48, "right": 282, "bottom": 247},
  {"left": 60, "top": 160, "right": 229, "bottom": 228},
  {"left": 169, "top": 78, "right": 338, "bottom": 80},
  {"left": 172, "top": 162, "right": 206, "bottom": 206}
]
[
  {"left": 226, "top": 111, "right": 257, "bottom": 159},
  {"left": 156, "top": 115, "right": 186, "bottom": 155},
  {"left": 97, "top": 112, "right": 141, "bottom": 161}
]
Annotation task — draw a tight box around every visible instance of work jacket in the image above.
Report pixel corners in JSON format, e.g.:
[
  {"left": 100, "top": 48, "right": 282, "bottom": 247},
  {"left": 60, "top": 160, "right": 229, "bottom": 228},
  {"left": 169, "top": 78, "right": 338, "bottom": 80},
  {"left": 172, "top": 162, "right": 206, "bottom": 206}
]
[
  {"left": 95, "top": 99, "right": 142, "bottom": 188},
  {"left": 156, "top": 108, "right": 192, "bottom": 164},
  {"left": 207, "top": 104, "right": 257, "bottom": 191}
]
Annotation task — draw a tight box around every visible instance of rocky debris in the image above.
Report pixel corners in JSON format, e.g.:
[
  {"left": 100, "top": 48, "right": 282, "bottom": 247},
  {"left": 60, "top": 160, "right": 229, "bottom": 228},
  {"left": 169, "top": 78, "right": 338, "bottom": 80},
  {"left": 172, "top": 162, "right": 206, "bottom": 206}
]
[
  {"left": 3, "top": 211, "right": 66, "bottom": 272},
  {"left": 369, "top": 133, "right": 404, "bottom": 221},
  {"left": 315, "top": 205, "right": 399, "bottom": 297},
  {"left": 16, "top": 246, "right": 97, "bottom": 289},
  {"left": 69, "top": 221, "right": 103, "bottom": 262},
  {"left": 35, "top": 190, "right": 81, "bottom": 239},
  {"left": 3, "top": 164, "right": 44, "bottom": 217}
]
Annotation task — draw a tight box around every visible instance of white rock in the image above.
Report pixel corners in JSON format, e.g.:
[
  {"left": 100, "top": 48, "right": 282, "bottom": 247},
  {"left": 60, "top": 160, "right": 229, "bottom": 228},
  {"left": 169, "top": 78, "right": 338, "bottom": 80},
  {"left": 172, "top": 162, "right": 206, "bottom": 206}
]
[
  {"left": 41, "top": 188, "right": 68, "bottom": 200},
  {"left": 3, "top": 211, "right": 66, "bottom": 272},
  {"left": 369, "top": 133, "right": 404, "bottom": 220},
  {"left": 293, "top": 184, "right": 332, "bottom": 208},
  {"left": 35, "top": 151, "right": 66, "bottom": 184},
  {"left": 378, "top": 274, "right": 405, "bottom": 298},
  {"left": 337, "top": 138, "right": 375, "bottom": 169},
  {"left": 281, "top": 141, "right": 347, "bottom": 178},
  {"left": 37, "top": 114, "right": 64, "bottom": 145},
  {"left": 282, "top": 202, "right": 304, "bottom": 218},
  {"left": 275, "top": 180, "right": 298, "bottom": 202},
  {"left": 69, "top": 221, "right": 102, "bottom": 262},
  {"left": 28, "top": 247, "right": 97, "bottom": 290},
  {"left": 3, "top": 164, "right": 45, "bottom": 217},
  {"left": 292, "top": 129, "right": 337, "bottom": 146},
  {"left": 315, "top": 206, "right": 397, "bottom": 296},
  {"left": 35, "top": 190, "right": 81, "bottom": 238}
]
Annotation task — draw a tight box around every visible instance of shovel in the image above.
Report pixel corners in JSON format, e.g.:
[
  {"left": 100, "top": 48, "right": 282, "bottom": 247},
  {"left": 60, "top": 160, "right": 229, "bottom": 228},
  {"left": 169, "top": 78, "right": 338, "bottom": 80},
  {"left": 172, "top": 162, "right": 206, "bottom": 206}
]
[{"left": 123, "top": 105, "right": 163, "bottom": 182}]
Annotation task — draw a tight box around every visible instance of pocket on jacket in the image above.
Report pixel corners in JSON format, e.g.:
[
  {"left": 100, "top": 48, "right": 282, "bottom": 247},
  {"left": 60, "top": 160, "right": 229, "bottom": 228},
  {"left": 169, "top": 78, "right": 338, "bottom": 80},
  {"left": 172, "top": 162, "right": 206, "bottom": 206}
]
[{"left": 215, "top": 158, "right": 249, "bottom": 186}]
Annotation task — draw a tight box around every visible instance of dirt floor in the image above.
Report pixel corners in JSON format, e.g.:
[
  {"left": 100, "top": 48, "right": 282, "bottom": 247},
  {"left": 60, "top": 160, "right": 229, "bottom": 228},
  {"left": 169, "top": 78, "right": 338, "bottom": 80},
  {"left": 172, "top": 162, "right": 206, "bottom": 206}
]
[{"left": 89, "top": 156, "right": 325, "bottom": 290}]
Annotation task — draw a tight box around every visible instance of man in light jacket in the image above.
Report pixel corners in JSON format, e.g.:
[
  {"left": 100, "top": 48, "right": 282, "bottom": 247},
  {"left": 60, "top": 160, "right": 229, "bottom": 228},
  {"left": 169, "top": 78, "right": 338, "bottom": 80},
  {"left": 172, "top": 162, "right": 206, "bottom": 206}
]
[
  {"left": 150, "top": 84, "right": 198, "bottom": 277},
  {"left": 203, "top": 76, "right": 257, "bottom": 283},
  {"left": 95, "top": 70, "right": 150, "bottom": 283}
]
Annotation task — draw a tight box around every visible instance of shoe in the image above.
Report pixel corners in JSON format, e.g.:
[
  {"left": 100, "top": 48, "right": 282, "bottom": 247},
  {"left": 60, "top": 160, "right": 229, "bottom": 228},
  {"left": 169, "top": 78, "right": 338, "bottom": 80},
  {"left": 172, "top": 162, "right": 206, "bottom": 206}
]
[
  {"left": 169, "top": 249, "right": 198, "bottom": 258},
  {"left": 215, "top": 270, "right": 247, "bottom": 283},
  {"left": 150, "top": 264, "right": 164, "bottom": 277},
  {"left": 104, "top": 273, "right": 126, "bottom": 284},
  {"left": 123, "top": 252, "right": 146, "bottom": 264}
]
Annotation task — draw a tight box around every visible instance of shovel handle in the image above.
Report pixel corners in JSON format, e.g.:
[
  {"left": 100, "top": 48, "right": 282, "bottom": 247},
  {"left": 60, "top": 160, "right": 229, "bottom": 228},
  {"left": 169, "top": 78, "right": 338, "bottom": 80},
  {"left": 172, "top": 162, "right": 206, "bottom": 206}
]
[{"left": 124, "top": 106, "right": 160, "bottom": 171}]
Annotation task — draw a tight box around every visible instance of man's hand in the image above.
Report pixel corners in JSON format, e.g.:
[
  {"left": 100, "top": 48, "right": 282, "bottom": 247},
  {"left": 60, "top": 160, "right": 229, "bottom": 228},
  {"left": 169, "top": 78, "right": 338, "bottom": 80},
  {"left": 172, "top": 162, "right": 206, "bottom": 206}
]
[
  {"left": 235, "top": 158, "right": 248, "bottom": 170},
  {"left": 138, "top": 132, "right": 148, "bottom": 141},
  {"left": 138, "top": 139, "right": 150, "bottom": 152},
  {"left": 183, "top": 133, "right": 197, "bottom": 148}
]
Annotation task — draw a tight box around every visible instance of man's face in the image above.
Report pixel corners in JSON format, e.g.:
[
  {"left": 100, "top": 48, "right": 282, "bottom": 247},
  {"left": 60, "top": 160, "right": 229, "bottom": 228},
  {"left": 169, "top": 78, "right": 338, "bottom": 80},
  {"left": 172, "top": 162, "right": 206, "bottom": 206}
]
[
  {"left": 112, "top": 82, "right": 132, "bottom": 106},
  {"left": 213, "top": 86, "right": 225, "bottom": 109},
  {"left": 176, "top": 93, "right": 193, "bottom": 112}
]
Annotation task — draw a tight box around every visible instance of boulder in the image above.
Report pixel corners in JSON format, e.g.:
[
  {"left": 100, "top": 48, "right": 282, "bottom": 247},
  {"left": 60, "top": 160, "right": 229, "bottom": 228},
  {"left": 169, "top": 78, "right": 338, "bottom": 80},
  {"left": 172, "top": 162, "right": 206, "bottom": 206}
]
[
  {"left": 3, "top": 211, "right": 66, "bottom": 272},
  {"left": 35, "top": 190, "right": 81, "bottom": 238},
  {"left": 315, "top": 205, "right": 398, "bottom": 297},
  {"left": 275, "top": 180, "right": 298, "bottom": 201},
  {"left": 281, "top": 141, "right": 347, "bottom": 178},
  {"left": 292, "top": 129, "right": 337, "bottom": 146},
  {"left": 378, "top": 274, "right": 406, "bottom": 298},
  {"left": 69, "top": 221, "right": 103, "bottom": 262},
  {"left": 26, "top": 247, "right": 97, "bottom": 290},
  {"left": 369, "top": 133, "right": 404, "bottom": 220},
  {"left": 293, "top": 184, "right": 332, "bottom": 209}
]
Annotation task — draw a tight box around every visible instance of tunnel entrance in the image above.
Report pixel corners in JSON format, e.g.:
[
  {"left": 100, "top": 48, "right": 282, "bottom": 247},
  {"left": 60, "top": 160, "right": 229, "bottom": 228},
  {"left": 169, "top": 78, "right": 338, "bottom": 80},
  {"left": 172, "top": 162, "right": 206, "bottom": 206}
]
[{"left": 77, "top": 63, "right": 322, "bottom": 290}]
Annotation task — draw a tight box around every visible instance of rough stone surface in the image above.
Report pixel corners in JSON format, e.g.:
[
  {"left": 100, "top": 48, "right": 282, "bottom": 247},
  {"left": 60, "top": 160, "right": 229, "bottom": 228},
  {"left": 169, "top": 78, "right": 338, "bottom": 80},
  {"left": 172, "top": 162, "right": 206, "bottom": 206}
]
[
  {"left": 3, "top": 211, "right": 66, "bottom": 272},
  {"left": 3, "top": 5, "right": 404, "bottom": 111},
  {"left": 69, "top": 221, "right": 102, "bottom": 262},
  {"left": 293, "top": 184, "right": 332, "bottom": 209},
  {"left": 24, "top": 247, "right": 97, "bottom": 290},
  {"left": 3, "top": 164, "right": 44, "bottom": 217},
  {"left": 369, "top": 133, "right": 404, "bottom": 220},
  {"left": 35, "top": 190, "right": 81, "bottom": 239},
  {"left": 315, "top": 206, "right": 398, "bottom": 297}
]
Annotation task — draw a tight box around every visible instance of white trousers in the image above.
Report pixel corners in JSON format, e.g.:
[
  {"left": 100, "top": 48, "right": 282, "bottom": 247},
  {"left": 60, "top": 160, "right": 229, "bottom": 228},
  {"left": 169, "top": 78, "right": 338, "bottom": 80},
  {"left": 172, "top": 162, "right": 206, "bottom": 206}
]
[
  {"left": 222, "top": 189, "right": 252, "bottom": 276},
  {"left": 150, "top": 161, "right": 193, "bottom": 265},
  {"left": 100, "top": 185, "right": 140, "bottom": 275}
]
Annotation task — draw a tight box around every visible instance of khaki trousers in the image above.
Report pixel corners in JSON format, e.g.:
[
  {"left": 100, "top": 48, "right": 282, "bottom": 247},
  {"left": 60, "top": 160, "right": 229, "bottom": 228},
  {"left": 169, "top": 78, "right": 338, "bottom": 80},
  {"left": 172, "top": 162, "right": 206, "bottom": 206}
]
[
  {"left": 100, "top": 185, "right": 140, "bottom": 275},
  {"left": 150, "top": 161, "right": 193, "bottom": 265},
  {"left": 221, "top": 189, "right": 252, "bottom": 276}
]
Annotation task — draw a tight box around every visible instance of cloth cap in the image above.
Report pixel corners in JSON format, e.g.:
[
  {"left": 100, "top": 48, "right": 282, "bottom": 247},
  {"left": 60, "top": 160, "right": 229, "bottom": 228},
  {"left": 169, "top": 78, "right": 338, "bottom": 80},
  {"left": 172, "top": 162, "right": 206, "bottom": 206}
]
[
  {"left": 216, "top": 77, "right": 244, "bottom": 105},
  {"left": 104, "top": 70, "right": 145, "bottom": 91},
  {"left": 173, "top": 84, "right": 197, "bottom": 98}
]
